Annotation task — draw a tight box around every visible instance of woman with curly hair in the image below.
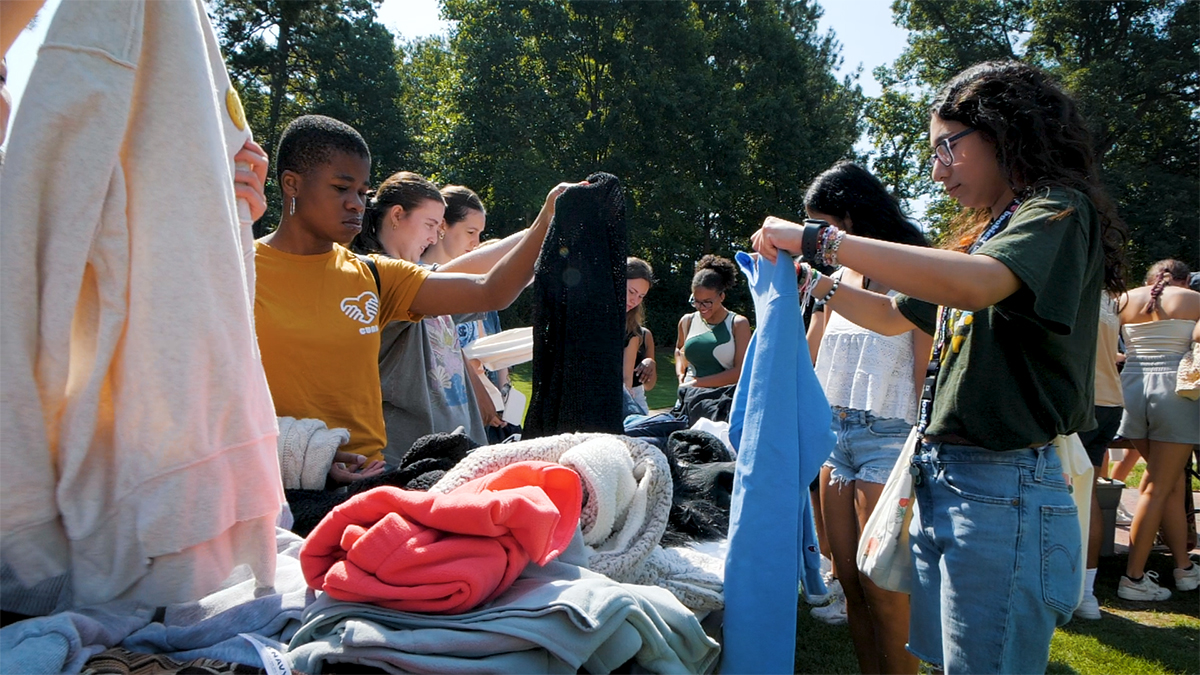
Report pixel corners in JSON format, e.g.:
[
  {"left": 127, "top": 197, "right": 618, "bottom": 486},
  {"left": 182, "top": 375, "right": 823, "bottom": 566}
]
[
  {"left": 753, "top": 61, "right": 1128, "bottom": 673},
  {"left": 674, "top": 255, "right": 752, "bottom": 389}
]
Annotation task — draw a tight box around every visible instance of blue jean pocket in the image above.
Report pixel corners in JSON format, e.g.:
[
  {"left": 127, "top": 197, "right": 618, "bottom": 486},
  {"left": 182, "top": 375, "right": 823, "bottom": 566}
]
[
  {"left": 866, "top": 416, "right": 912, "bottom": 438},
  {"left": 1040, "top": 504, "right": 1082, "bottom": 616},
  {"left": 937, "top": 463, "right": 1022, "bottom": 506}
]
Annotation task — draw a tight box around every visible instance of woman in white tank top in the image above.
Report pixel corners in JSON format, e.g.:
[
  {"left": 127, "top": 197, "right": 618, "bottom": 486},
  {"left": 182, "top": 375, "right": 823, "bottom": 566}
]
[{"left": 802, "top": 162, "right": 933, "bottom": 673}]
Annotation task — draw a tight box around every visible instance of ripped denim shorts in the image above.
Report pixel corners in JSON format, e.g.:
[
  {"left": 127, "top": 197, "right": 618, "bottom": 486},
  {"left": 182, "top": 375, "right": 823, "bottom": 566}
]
[{"left": 823, "top": 407, "right": 911, "bottom": 486}]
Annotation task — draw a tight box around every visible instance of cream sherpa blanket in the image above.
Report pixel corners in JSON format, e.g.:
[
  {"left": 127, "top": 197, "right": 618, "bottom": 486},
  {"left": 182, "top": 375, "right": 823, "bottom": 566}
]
[{"left": 430, "top": 433, "right": 724, "bottom": 610}]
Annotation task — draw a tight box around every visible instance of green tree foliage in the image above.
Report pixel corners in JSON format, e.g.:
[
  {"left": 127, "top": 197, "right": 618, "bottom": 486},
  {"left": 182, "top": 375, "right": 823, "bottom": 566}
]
[
  {"left": 867, "top": 0, "right": 1198, "bottom": 278},
  {"left": 426, "top": 0, "right": 862, "bottom": 338},
  {"left": 210, "top": 0, "right": 416, "bottom": 235}
]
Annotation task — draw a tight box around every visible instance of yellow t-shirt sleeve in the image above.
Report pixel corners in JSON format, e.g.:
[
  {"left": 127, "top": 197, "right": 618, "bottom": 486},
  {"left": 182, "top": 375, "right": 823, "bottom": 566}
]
[{"left": 372, "top": 254, "right": 429, "bottom": 325}]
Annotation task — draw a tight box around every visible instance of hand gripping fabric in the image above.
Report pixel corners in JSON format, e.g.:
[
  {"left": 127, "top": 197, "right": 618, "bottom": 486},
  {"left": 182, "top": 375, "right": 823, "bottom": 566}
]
[
  {"left": 300, "top": 461, "right": 581, "bottom": 614},
  {"left": 524, "top": 173, "right": 627, "bottom": 437},
  {"left": 722, "top": 253, "right": 834, "bottom": 674}
]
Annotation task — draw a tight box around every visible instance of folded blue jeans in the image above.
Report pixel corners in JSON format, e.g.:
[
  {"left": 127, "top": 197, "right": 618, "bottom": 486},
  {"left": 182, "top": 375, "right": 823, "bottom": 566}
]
[{"left": 907, "top": 441, "right": 1081, "bottom": 674}]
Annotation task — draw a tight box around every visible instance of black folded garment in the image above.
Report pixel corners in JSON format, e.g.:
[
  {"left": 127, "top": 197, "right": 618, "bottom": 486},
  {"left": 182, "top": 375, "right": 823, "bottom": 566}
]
[
  {"left": 659, "top": 429, "right": 736, "bottom": 546},
  {"left": 285, "top": 431, "right": 479, "bottom": 537}
]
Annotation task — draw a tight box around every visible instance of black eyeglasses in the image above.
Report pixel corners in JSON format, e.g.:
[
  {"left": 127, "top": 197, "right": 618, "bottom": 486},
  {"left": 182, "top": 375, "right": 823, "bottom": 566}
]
[
  {"left": 931, "top": 128, "right": 977, "bottom": 167},
  {"left": 688, "top": 295, "right": 714, "bottom": 310}
]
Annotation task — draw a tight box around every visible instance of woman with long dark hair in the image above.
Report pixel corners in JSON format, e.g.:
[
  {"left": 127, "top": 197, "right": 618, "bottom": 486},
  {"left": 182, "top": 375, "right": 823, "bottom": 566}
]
[
  {"left": 803, "top": 162, "right": 931, "bottom": 674},
  {"left": 753, "top": 61, "right": 1128, "bottom": 673}
]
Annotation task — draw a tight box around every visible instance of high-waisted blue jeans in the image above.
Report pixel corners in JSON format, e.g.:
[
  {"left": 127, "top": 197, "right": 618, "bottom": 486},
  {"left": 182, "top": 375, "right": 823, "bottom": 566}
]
[{"left": 907, "top": 441, "right": 1081, "bottom": 674}]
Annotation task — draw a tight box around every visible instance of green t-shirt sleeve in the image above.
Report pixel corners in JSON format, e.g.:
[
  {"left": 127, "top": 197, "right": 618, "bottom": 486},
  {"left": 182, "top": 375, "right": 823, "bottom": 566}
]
[
  {"left": 974, "top": 189, "right": 1093, "bottom": 335},
  {"left": 895, "top": 294, "right": 937, "bottom": 336}
]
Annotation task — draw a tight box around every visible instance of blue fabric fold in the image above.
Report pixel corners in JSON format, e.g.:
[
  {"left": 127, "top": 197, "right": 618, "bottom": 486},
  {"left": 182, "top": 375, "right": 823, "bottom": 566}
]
[{"left": 722, "top": 252, "right": 834, "bottom": 674}]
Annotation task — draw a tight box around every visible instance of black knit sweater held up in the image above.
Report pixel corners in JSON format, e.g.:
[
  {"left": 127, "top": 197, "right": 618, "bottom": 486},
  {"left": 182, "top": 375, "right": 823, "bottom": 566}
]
[{"left": 524, "top": 172, "right": 628, "bottom": 438}]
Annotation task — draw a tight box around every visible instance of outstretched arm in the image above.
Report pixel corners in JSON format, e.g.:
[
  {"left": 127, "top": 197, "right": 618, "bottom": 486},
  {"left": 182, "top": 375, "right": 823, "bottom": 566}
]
[
  {"left": 753, "top": 217, "right": 1021, "bottom": 312},
  {"left": 409, "top": 182, "right": 583, "bottom": 316}
]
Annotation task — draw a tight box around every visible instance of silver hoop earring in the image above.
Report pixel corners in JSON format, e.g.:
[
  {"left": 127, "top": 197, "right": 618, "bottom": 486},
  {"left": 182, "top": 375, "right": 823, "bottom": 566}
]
[{"left": 289, "top": 197, "right": 296, "bottom": 215}]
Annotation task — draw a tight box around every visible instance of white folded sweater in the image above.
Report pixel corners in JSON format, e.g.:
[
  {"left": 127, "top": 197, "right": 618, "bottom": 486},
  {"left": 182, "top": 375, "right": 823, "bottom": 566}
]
[{"left": 0, "top": 0, "right": 282, "bottom": 606}]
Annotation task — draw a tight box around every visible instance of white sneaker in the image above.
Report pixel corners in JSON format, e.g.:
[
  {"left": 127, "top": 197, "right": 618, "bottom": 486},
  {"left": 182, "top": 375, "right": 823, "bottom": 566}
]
[
  {"left": 1117, "top": 571, "right": 1172, "bottom": 601},
  {"left": 1116, "top": 503, "right": 1134, "bottom": 524},
  {"left": 1174, "top": 564, "right": 1200, "bottom": 592},
  {"left": 803, "top": 573, "right": 842, "bottom": 606},
  {"left": 810, "top": 595, "right": 847, "bottom": 625},
  {"left": 1073, "top": 593, "right": 1101, "bottom": 620}
]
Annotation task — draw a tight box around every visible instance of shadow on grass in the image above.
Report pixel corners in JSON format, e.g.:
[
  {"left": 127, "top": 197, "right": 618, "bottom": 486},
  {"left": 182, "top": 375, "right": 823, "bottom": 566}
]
[
  {"left": 794, "top": 601, "right": 858, "bottom": 674},
  {"left": 1048, "top": 552, "right": 1200, "bottom": 674}
]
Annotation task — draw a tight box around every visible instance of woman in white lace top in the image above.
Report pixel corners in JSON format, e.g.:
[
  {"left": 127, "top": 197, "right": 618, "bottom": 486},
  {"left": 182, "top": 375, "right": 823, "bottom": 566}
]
[{"left": 804, "top": 162, "right": 932, "bottom": 674}]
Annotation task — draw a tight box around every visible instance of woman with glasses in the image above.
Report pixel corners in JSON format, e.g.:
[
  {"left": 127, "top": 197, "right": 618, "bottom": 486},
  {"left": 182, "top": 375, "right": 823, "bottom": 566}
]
[
  {"left": 675, "top": 255, "right": 751, "bottom": 389},
  {"left": 752, "top": 61, "right": 1128, "bottom": 674}
]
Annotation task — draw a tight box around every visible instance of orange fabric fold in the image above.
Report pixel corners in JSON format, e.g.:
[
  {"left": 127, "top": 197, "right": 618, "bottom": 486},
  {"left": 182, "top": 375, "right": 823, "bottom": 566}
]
[{"left": 300, "top": 461, "right": 581, "bottom": 613}]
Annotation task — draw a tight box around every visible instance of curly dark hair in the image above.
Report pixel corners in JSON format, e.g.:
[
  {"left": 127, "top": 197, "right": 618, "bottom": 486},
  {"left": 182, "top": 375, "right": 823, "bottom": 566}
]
[
  {"left": 351, "top": 171, "right": 444, "bottom": 255},
  {"left": 274, "top": 115, "right": 370, "bottom": 183},
  {"left": 692, "top": 254, "right": 738, "bottom": 294},
  {"left": 932, "top": 60, "right": 1127, "bottom": 294},
  {"left": 805, "top": 161, "right": 928, "bottom": 248}
]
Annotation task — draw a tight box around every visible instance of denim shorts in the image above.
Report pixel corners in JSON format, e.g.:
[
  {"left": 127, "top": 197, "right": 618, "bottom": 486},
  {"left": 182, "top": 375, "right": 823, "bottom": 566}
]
[
  {"left": 823, "top": 407, "right": 911, "bottom": 486},
  {"left": 907, "top": 441, "right": 1081, "bottom": 674}
]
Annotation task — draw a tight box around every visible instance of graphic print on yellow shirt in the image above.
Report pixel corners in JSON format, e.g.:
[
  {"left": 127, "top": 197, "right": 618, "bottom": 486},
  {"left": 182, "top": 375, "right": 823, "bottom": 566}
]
[{"left": 254, "top": 242, "right": 429, "bottom": 463}]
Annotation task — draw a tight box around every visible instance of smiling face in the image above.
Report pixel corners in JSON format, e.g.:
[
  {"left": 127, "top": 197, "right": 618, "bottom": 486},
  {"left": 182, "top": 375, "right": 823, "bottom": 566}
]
[
  {"left": 378, "top": 197, "right": 447, "bottom": 262},
  {"left": 443, "top": 208, "right": 487, "bottom": 260},
  {"left": 283, "top": 150, "right": 371, "bottom": 246},
  {"left": 929, "top": 114, "right": 1014, "bottom": 217},
  {"left": 626, "top": 277, "right": 650, "bottom": 312},
  {"left": 690, "top": 286, "right": 724, "bottom": 321}
]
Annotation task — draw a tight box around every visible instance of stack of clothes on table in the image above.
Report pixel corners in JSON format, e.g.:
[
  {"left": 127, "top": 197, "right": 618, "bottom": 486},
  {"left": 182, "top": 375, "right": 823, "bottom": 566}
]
[{"left": 1, "top": 430, "right": 736, "bottom": 674}]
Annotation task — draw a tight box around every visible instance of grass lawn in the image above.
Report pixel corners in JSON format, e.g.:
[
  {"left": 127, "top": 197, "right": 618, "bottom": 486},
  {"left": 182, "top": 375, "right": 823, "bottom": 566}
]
[
  {"left": 1118, "top": 457, "right": 1200, "bottom": 492},
  {"left": 507, "top": 352, "right": 681, "bottom": 418},
  {"left": 795, "top": 551, "right": 1199, "bottom": 674}
]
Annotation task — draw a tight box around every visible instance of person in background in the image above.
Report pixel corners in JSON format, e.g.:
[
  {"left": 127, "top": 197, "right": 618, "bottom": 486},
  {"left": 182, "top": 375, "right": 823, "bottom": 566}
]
[
  {"left": 753, "top": 60, "right": 1128, "bottom": 673},
  {"left": 675, "top": 255, "right": 751, "bottom": 389},
  {"left": 420, "top": 185, "right": 510, "bottom": 429},
  {"left": 1114, "top": 259, "right": 1200, "bottom": 601},
  {"left": 802, "top": 161, "right": 931, "bottom": 674},
  {"left": 624, "top": 257, "right": 658, "bottom": 415},
  {"left": 1072, "top": 289, "right": 1124, "bottom": 620}
]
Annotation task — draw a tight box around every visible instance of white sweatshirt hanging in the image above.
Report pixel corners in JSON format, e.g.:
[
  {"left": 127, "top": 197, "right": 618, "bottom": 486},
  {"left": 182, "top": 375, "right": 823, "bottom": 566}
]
[{"left": 0, "top": 0, "right": 282, "bottom": 606}]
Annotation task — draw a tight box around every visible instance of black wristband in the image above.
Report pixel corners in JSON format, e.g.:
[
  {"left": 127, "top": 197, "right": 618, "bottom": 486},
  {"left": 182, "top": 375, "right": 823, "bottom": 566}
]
[{"left": 801, "top": 219, "right": 826, "bottom": 263}]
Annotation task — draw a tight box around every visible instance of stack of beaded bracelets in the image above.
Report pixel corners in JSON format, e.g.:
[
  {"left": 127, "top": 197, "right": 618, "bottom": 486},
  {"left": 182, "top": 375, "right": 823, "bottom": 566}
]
[
  {"left": 794, "top": 259, "right": 841, "bottom": 308},
  {"left": 799, "top": 219, "right": 846, "bottom": 268}
]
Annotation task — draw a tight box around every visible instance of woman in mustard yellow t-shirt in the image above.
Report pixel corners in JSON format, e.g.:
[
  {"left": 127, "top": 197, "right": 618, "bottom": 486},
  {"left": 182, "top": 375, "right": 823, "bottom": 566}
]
[{"left": 253, "top": 115, "right": 578, "bottom": 477}]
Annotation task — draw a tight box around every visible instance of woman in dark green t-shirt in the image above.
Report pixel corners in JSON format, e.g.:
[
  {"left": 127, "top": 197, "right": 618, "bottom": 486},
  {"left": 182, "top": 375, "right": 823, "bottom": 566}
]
[{"left": 753, "top": 61, "right": 1128, "bottom": 674}]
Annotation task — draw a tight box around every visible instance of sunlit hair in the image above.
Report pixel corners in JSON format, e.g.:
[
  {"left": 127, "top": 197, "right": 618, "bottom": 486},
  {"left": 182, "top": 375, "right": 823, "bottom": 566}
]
[
  {"left": 932, "top": 60, "right": 1127, "bottom": 294},
  {"left": 351, "top": 171, "right": 444, "bottom": 255},
  {"left": 1143, "top": 259, "right": 1191, "bottom": 314},
  {"left": 626, "top": 257, "right": 655, "bottom": 336},
  {"left": 275, "top": 114, "right": 369, "bottom": 183},
  {"left": 805, "top": 161, "right": 928, "bottom": 247},
  {"left": 441, "top": 185, "right": 485, "bottom": 227},
  {"left": 692, "top": 254, "right": 737, "bottom": 295}
]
